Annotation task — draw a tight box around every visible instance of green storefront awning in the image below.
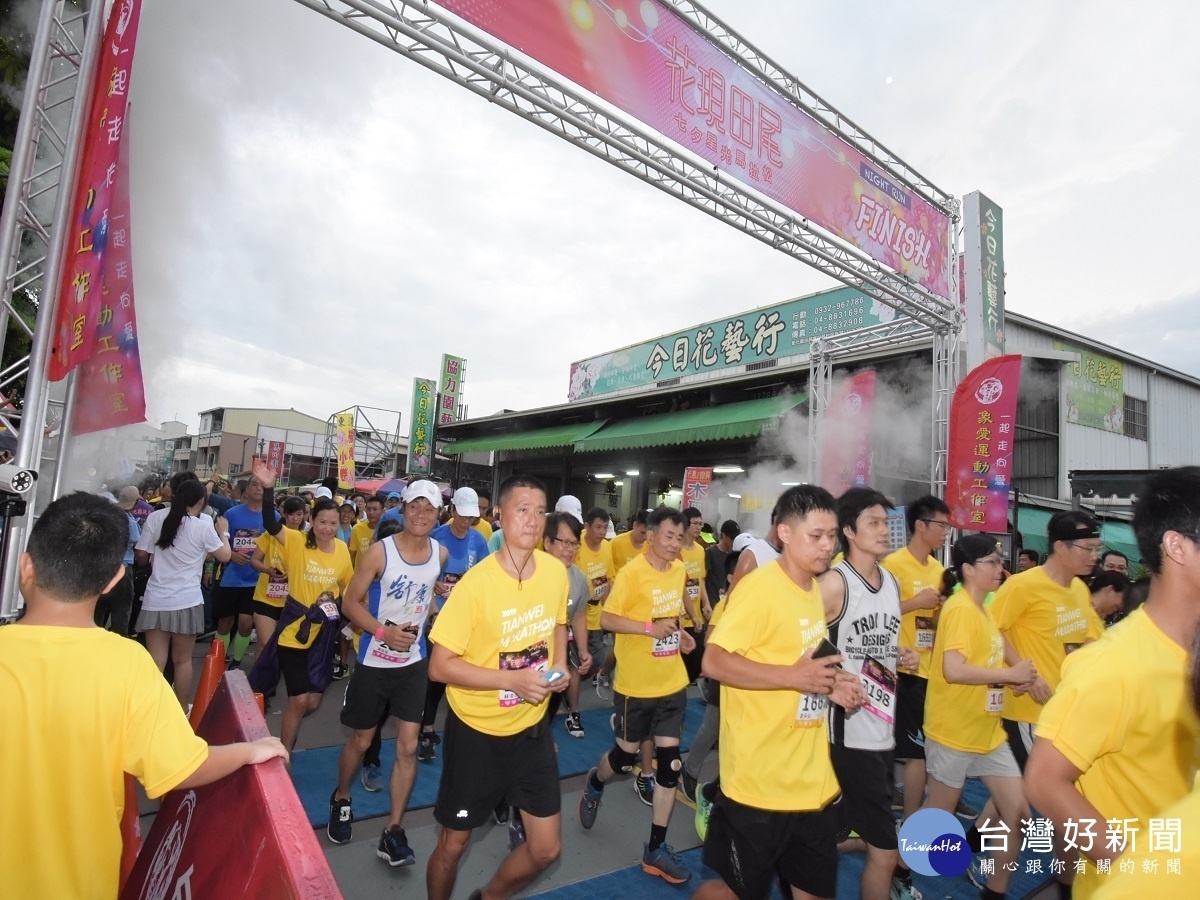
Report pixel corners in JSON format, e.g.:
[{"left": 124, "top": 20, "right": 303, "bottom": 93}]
[
  {"left": 447, "top": 420, "right": 606, "bottom": 454},
  {"left": 573, "top": 393, "right": 807, "bottom": 453},
  {"left": 1100, "top": 520, "right": 1140, "bottom": 567},
  {"left": 1014, "top": 507, "right": 1053, "bottom": 556},
  {"left": 1015, "top": 507, "right": 1141, "bottom": 571}
]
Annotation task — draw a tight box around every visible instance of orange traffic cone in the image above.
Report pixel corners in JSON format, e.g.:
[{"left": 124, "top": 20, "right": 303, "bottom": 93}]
[{"left": 188, "top": 644, "right": 224, "bottom": 730}]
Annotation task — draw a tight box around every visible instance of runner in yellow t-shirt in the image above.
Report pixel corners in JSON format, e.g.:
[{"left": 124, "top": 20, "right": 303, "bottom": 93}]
[
  {"left": 694, "top": 485, "right": 864, "bottom": 900},
  {"left": 425, "top": 475, "right": 569, "bottom": 900},
  {"left": 880, "top": 494, "right": 951, "bottom": 825},
  {"left": 247, "top": 494, "right": 306, "bottom": 647},
  {"left": 348, "top": 494, "right": 384, "bottom": 566},
  {"left": 917, "top": 534, "right": 1037, "bottom": 899},
  {"left": 252, "top": 461, "right": 353, "bottom": 753},
  {"left": 1027, "top": 467, "right": 1200, "bottom": 900},
  {"left": 578, "top": 507, "right": 700, "bottom": 886},
  {"left": 611, "top": 509, "right": 649, "bottom": 571}
]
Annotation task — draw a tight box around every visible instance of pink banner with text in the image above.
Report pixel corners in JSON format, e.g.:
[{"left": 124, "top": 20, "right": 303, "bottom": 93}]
[{"left": 435, "top": 0, "right": 949, "bottom": 297}]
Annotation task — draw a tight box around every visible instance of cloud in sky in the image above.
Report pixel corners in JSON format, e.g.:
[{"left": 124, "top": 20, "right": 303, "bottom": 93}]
[{"left": 125, "top": 0, "right": 1200, "bottom": 432}]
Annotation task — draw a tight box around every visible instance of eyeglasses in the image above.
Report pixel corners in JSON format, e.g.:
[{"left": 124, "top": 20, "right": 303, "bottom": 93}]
[
  {"left": 972, "top": 557, "right": 1004, "bottom": 568},
  {"left": 549, "top": 536, "right": 579, "bottom": 550},
  {"left": 1066, "top": 541, "right": 1104, "bottom": 556},
  {"left": 919, "top": 519, "right": 953, "bottom": 530}
]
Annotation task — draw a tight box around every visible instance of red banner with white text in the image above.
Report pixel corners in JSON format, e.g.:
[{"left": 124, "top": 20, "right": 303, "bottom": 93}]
[
  {"left": 819, "top": 370, "right": 876, "bottom": 497},
  {"left": 946, "top": 355, "right": 1022, "bottom": 532},
  {"left": 49, "top": 0, "right": 142, "bottom": 380},
  {"left": 71, "top": 121, "right": 146, "bottom": 434}
]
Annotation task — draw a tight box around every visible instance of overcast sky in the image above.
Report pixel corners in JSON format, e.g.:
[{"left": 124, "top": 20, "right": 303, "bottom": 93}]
[{"left": 125, "top": 0, "right": 1200, "bottom": 434}]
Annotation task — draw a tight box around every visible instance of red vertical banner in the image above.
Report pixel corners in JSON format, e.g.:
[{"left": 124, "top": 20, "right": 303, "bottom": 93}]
[
  {"left": 71, "top": 113, "right": 147, "bottom": 434},
  {"left": 50, "top": 0, "right": 142, "bottom": 381},
  {"left": 946, "top": 355, "right": 1023, "bottom": 532},
  {"left": 266, "top": 441, "right": 286, "bottom": 478},
  {"left": 682, "top": 467, "right": 713, "bottom": 521},
  {"left": 819, "top": 370, "right": 876, "bottom": 497}
]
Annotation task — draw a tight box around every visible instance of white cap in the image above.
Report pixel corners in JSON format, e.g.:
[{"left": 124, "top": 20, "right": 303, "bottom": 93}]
[
  {"left": 313, "top": 486, "right": 333, "bottom": 500},
  {"left": 731, "top": 532, "right": 755, "bottom": 552},
  {"left": 554, "top": 494, "right": 583, "bottom": 524},
  {"left": 605, "top": 520, "right": 616, "bottom": 539},
  {"left": 451, "top": 486, "right": 480, "bottom": 517},
  {"left": 402, "top": 479, "right": 443, "bottom": 508}
]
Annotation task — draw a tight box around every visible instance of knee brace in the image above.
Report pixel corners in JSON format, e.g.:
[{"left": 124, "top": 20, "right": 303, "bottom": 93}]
[
  {"left": 606, "top": 743, "right": 639, "bottom": 774},
  {"left": 655, "top": 745, "right": 682, "bottom": 788}
]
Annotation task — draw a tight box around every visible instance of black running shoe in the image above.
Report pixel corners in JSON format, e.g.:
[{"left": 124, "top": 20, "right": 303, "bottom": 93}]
[
  {"left": 327, "top": 793, "right": 352, "bottom": 844},
  {"left": 377, "top": 825, "right": 415, "bottom": 867}
]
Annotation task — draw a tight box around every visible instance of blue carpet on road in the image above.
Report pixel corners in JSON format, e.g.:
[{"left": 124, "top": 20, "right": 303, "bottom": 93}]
[
  {"left": 530, "top": 780, "right": 1054, "bottom": 900},
  {"left": 293, "top": 697, "right": 706, "bottom": 827}
]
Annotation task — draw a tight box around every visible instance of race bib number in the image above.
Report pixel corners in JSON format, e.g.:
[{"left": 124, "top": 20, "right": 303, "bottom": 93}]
[
  {"left": 498, "top": 640, "right": 549, "bottom": 707},
  {"left": 589, "top": 575, "right": 608, "bottom": 603},
  {"left": 265, "top": 574, "right": 287, "bottom": 600},
  {"left": 685, "top": 578, "right": 700, "bottom": 600},
  {"left": 372, "top": 622, "right": 420, "bottom": 664},
  {"left": 319, "top": 600, "right": 340, "bottom": 621},
  {"left": 986, "top": 686, "right": 1005, "bottom": 714},
  {"left": 915, "top": 616, "right": 935, "bottom": 650},
  {"left": 795, "top": 692, "right": 826, "bottom": 727},
  {"left": 651, "top": 618, "right": 681, "bottom": 657},
  {"left": 231, "top": 529, "right": 258, "bottom": 555},
  {"left": 860, "top": 654, "right": 897, "bottom": 725}
]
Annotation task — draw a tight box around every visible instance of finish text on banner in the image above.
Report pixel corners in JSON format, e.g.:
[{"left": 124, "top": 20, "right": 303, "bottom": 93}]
[
  {"left": 819, "top": 369, "right": 876, "bottom": 497},
  {"left": 409, "top": 378, "right": 436, "bottom": 476},
  {"left": 434, "top": 0, "right": 949, "bottom": 297},
  {"left": 947, "top": 355, "right": 1023, "bottom": 533},
  {"left": 49, "top": 0, "right": 143, "bottom": 380}
]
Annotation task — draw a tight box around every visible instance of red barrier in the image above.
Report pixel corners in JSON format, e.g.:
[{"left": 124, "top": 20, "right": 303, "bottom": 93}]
[
  {"left": 121, "top": 671, "right": 341, "bottom": 899},
  {"left": 118, "top": 774, "right": 141, "bottom": 894},
  {"left": 187, "top": 640, "right": 226, "bottom": 730}
]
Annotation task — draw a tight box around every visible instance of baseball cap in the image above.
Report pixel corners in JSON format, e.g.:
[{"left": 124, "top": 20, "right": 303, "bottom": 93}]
[
  {"left": 117, "top": 485, "right": 140, "bottom": 510},
  {"left": 385, "top": 491, "right": 403, "bottom": 501},
  {"left": 554, "top": 495, "right": 583, "bottom": 524},
  {"left": 314, "top": 486, "right": 333, "bottom": 501},
  {"left": 403, "top": 479, "right": 443, "bottom": 508},
  {"left": 451, "top": 486, "right": 481, "bottom": 517},
  {"left": 1047, "top": 510, "right": 1100, "bottom": 545},
  {"left": 731, "top": 532, "right": 755, "bottom": 553}
]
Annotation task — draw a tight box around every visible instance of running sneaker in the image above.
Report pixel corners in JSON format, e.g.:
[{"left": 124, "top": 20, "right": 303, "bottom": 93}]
[
  {"left": 890, "top": 878, "right": 923, "bottom": 900},
  {"left": 493, "top": 800, "right": 510, "bottom": 825},
  {"left": 508, "top": 810, "right": 527, "bottom": 851},
  {"left": 417, "top": 732, "right": 436, "bottom": 763},
  {"left": 331, "top": 661, "right": 347, "bottom": 680},
  {"left": 966, "top": 852, "right": 990, "bottom": 890},
  {"left": 225, "top": 655, "right": 241, "bottom": 671},
  {"left": 377, "top": 825, "right": 415, "bottom": 867},
  {"left": 578, "top": 767, "right": 604, "bottom": 829},
  {"left": 641, "top": 842, "right": 691, "bottom": 884},
  {"left": 956, "top": 797, "right": 980, "bottom": 819},
  {"left": 595, "top": 670, "right": 612, "bottom": 701},
  {"left": 327, "top": 793, "right": 353, "bottom": 844},
  {"left": 634, "top": 773, "right": 655, "bottom": 806},
  {"left": 565, "top": 711, "right": 585, "bottom": 739},
  {"left": 680, "top": 768, "right": 698, "bottom": 803},
  {"left": 694, "top": 782, "right": 713, "bottom": 841},
  {"left": 360, "top": 764, "right": 383, "bottom": 793}
]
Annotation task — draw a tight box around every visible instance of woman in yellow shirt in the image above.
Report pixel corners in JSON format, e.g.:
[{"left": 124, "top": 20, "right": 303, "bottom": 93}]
[
  {"left": 248, "top": 495, "right": 307, "bottom": 648},
  {"left": 921, "top": 534, "right": 1037, "bottom": 898}
]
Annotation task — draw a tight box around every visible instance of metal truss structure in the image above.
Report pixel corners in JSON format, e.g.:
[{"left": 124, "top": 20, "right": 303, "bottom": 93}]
[
  {"left": 291, "top": 0, "right": 959, "bottom": 330},
  {"left": 806, "top": 316, "right": 934, "bottom": 483},
  {"left": 0, "top": 0, "right": 104, "bottom": 620},
  {"left": 321, "top": 405, "right": 406, "bottom": 481}
]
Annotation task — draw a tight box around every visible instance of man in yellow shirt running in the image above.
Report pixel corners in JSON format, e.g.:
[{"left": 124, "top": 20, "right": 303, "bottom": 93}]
[
  {"left": 578, "top": 507, "right": 701, "bottom": 884},
  {"left": 696, "top": 485, "right": 864, "bottom": 900},
  {"left": 1027, "top": 467, "right": 1200, "bottom": 900}
]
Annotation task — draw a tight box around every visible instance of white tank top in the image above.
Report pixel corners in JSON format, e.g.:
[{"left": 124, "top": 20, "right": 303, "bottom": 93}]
[
  {"left": 746, "top": 538, "right": 780, "bottom": 568},
  {"left": 357, "top": 536, "right": 441, "bottom": 669},
  {"left": 827, "top": 559, "right": 902, "bottom": 751}
]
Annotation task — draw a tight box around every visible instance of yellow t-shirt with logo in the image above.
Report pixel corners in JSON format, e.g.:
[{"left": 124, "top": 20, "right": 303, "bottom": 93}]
[
  {"left": 989, "top": 566, "right": 1100, "bottom": 723},
  {"left": 273, "top": 528, "right": 354, "bottom": 650},
  {"left": 349, "top": 519, "right": 375, "bottom": 566},
  {"left": 924, "top": 593, "right": 1006, "bottom": 754},
  {"left": 610, "top": 531, "right": 647, "bottom": 572},
  {"left": 882, "top": 547, "right": 945, "bottom": 679},
  {"left": 707, "top": 560, "right": 840, "bottom": 812},
  {"left": 473, "top": 518, "right": 493, "bottom": 542},
  {"left": 0, "top": 626, "right": 209, "bottom": 899},
  {"left": 679, "top": 540, "right": 706, "bottom": 627},
  {"left": 252, "top": 530, "right": 291, "bottom": 608},
  {"left": 430, "top": 552, "right": 568, "bottom": 736},
  {"left": 575, "top": 537, "right": 615, "bottom": 632},
  {"left": 1035, "top": 608, "right": 1200, "bottom": 900},
  {"left": 607, "top": 554, "right": 689, "bottom": 699},
  {"left": 1091, "top": 786, "right": 1200, "bottom": 899}
]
